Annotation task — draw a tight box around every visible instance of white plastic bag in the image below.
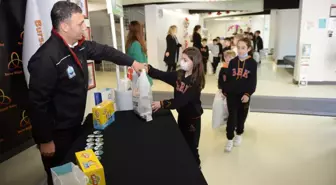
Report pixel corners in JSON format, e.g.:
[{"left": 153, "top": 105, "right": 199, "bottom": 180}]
[
  {"left": 132, "top": 70, "right": 153, "bottom": 122},
  {"left": 212, "top": 92, "right": 229, "bottom": 129},
  {"left": 51, "top": 162, "right": 88, "bottom": 185},
  {"left": 253, "top": 51, "right": 260, "bottom": 62},
  {"left": 115, "top": 89, "right": 133, "bottom": 111}
]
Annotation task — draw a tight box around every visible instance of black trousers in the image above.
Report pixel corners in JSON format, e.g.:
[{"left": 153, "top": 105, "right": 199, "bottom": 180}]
[
  {"left": 178, "top": 114, "right": 201, "bottom": 166},
  {"left": 167, "top": 63, "right": 177, "bottom": 72},
  {"left": 40, "top": 126, "right": 81, "bottom": 185},
  {"left": 226, "top": 94, "right": 250, "bottom": 140},
  {"left": 212, "top": 57, "right": 220, "bottom": 74},
  {"left": 202, "top": 57, "right": 208, "bottom": 74}
]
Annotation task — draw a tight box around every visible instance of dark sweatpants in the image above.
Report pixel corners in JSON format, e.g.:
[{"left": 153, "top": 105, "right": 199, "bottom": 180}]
[
  {"left": 226, "top": 94, "right": 250, "bottom": 140},
  {"left": 202, "top": 57, "right": 208, "bottom": 74},
  {"left": 178, "top": 114, "right": 201, "bottom": 166},
  {"left": 212, "top": 57, "right": 220, "bottom": 74},
  {"left": 39, "top": 126, "right": 81, "bottom": 185}
]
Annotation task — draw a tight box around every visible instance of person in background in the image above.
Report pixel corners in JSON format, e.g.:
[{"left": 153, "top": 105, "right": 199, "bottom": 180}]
[
  {"left": 220, "top": 38, "right": 257, "bottom": 153},
  {"left": 253, "top": 30, "right": 264, "bottom": 63},
  {"left": 163, "top": 25, "right": 182, "bottom": 72},
  {"left": 243, "top": 32, "right": 249, "bottom": 38},
  {"left": 200, "top": 38, "right": 209, "bottom": 74},
  {"left": 192, "top": 25, "right": 202, "bottom": 50},
  {"left": 126, "top": 21, "right": 152, "bottom": 85},
  {"left": 146, "top": 47, "right": 205, "bottom": 168},
  {"left": 218, "top": 50, "right": 236, "bottom": 90},
  {"left": 28, "top": 2, "right": 144, "bottom": 185},
  {"left": 209, "top": 39, "right": 220, "bottom": 74},
  {"left": 231, "top": 34, "right": 244, "bottom": 55},
  {"left": 246, "top": 27, "right": 252, "bottom": 34},
  {"left": 248, "top": 32, "right": 254, "bottom": 49},
  {"left": 216, "top": 36, "right": 223, "bottom": 62},
  {"left": 223, "top": 37, "right": 232, "bottom": 54},
  {"left": 229, "top": 37, "right": 234, "bottom": 47},
  {"left": 239, "top": 28, "right": 243, "bottom": 34}
]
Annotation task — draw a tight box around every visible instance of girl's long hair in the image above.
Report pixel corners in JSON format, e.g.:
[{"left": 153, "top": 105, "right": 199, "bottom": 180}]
[
  {"left": 178, "top": 47, "right": 205, "bottom": 90},
  {"left": 126, "top": 21, "right": 147, "bottom": 55}
]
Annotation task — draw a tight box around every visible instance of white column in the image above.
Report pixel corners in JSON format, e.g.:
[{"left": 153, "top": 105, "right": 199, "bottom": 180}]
[
  {"left": 269, "top": 10, "right": 277, "bottom": 60},
  {"left": 294, "top": 0, "right": 331, "bottom": 83},
  {"left": 120, "top": 16, "right": 127, "bottom": 80},
  {"left": 144, "top": 5, "right": 160, "bottom": 69}
]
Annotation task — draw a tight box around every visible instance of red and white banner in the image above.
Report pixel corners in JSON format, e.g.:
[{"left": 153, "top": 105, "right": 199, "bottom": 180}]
[{"left": 22, "top": 0, "right": 60, "bottom": 85}]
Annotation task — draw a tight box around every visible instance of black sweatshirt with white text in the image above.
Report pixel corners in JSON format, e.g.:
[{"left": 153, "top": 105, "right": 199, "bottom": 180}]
[
  {"left": 148, "top": 66, "right": 203, "bottom": 118},
  {"left": 219, "top": 56, "right": 257, "bottom": 97}
]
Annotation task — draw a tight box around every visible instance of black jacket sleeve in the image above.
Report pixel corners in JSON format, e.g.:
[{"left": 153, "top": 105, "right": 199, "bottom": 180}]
[
  {"left": 221, "top": 61, "right": 233, "bottom": 96},
  {"left": 161, "top": 83, "right": 199, "bottom": 110},
  {"left": 85, "top": 41, "right": 134, "bottom": 66},
  {"left": 245, "top": 61, "right": 257, "bottom": 96},
  {"left": 148, "top": 65, "right": 177, "bottom": 87},
  {"left": 28, "top": 54, "right": 57, "bottom": 144}
]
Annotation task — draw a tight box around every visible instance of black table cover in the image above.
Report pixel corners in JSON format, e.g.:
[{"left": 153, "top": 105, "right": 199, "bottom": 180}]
[{"left": 64, "top": 110, "right": 208, "bottom": 185}]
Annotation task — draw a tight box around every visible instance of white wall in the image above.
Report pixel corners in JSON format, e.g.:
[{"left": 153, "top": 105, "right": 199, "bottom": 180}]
[
  {"left": 272, "top": 9, "right": 300, "bottom": 60},
  {"left": 294, "top": 0, "right": 336, "bottom": 82},
  {"left": 145, "top": 6, "right": 200, "bottom": 71},
  {"left": 325, "top": 18, "right": 336, "bottom": 80},
  {"left": 263, "top": 15, "right": 270, "bottom": 49},
  {"left": 205, "top": 15, "right": 269, "bottom": 47}
]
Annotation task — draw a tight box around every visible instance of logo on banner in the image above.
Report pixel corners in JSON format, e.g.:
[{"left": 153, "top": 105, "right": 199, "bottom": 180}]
[
  {"left": 0, "top": 89, "right": 17, "bottom": 112},
  {"left": 0, "top": 89, "right": 12, "bottom": 106},
  {"left": 35, "top": 20, "right": 45, "bottom": 46},
  {"left": 17, "top": 110, "right": 32, "bottom": 134},
  {"left": 18, "top": 31, "right": 24, "bottom": 45},
  {"left": 5, "top": 52, "right": 23, "bottom": 76}
]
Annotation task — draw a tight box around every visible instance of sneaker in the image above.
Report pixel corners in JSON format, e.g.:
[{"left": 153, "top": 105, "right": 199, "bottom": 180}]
[
  {"left": 225, "top": 140, "right": 233, "bottom": 152},
  {"left": 233, "top": 135, "right": 242, "bottom": 147}
]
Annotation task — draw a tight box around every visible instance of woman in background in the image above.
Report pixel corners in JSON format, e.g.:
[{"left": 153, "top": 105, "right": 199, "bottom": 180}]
[
  {"left": 164, "top": 25, "right": 182, "bottom": 72},
  {"left": 126, "top": 21, "right": 152, "bottom": 85},
  {"left": 192, "top": 25, "right": 202, "bottom": 50}
]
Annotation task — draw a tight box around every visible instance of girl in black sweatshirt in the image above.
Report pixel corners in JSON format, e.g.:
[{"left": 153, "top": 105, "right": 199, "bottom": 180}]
[
  {"left": 218, "top": 38, "right": 257, "bottom": 152},
  {"left": 146, "top": 47, "right": 205, "bottom": 167}
]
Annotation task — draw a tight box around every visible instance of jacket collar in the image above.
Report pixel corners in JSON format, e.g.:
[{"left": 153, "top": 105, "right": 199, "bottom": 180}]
[{"left": 51, "top": 28, "right": 85, "bottom": 48}]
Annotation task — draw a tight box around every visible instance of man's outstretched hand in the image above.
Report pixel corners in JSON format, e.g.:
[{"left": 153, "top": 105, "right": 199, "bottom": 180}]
[{"left": 132, "top": 61, "right": 145, "bottom": 73}]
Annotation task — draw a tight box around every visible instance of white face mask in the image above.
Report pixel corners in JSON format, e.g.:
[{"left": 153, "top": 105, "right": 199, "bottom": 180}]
[{"left": 180, "top": 59, "right": 191, "bottom": 71}]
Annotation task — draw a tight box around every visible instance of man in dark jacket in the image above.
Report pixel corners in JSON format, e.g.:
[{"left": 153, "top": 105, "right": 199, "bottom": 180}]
[
  {"left": 253, "top": 30, "right": 264, "bottom": 63},
  {"left": 28, "top": 2, "right": 144, "bottom": 184}
]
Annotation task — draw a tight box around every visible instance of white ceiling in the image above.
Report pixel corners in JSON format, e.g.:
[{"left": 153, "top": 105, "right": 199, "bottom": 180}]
[
  {"left": 88, "top": 0, "right": 262, "bottom": 12},
  {"left": 88, "top": 0, "right": 238, "bottom": 6}
]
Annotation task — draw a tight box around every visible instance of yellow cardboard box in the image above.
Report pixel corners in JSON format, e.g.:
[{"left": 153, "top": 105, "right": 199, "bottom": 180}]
[
  {"left": 92, "top": 100, "right": 115, "bottom": 130},
  {"left": 75, "top": 149, "right": 106, "bottom": 185}
]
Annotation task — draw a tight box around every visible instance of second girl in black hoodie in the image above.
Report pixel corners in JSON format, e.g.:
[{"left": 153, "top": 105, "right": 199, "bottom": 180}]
[{"left": 219, "top": 38, "right": 257, "bottom": 153}]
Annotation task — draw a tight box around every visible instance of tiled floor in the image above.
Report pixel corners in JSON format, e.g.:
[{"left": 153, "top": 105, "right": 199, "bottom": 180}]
[
  {"left": 96, "top": 60, "right": 336, "bottom": 98},
  {"left": 1, "top": 110, "right": 336, "bottom": 185}
]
